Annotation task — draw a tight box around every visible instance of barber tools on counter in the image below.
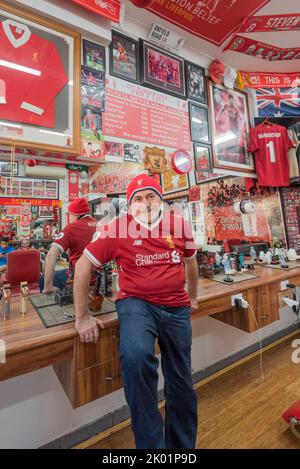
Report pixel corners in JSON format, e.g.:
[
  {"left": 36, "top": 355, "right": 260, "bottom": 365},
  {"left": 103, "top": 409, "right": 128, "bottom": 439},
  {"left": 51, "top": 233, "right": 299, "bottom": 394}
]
[
  {"left": 1, "top": 283, "right": 11, "bottom": 320},
  {"left": 20, "top": 282, "right": 29, "bottom": 315}
]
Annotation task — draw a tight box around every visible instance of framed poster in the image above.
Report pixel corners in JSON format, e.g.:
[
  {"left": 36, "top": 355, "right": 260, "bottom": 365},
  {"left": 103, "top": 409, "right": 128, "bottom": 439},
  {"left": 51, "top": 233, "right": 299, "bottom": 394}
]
[
  {"left": 81, "top": 66, "right": 105, "bottom": 112},
  {"left": 194, "top": 143, "right": 213, "bottom": 181},
  {"left": 39, "top": 205, "right": 54, "bottom": 218},
  {"left": 140, "top": 40, "right": 185, "bottom": 99},
  {"left": 0, "top": 1, "right": 81, "bottom": 154},
  {"left": 160, "top": 167, "right": 190, "bottom": 195},
  {"left": 208, "top": 80, "right": 254, "bottom": 173},
  {"left": 185, "top": 61, "right": 206, "bottom": 104},
  {"left": 109, "top": 30, "right": 139, "bottom": 84},
  {"left": 189, "top": 101, "right": 210, "bottom": 144},
  {"left": 82, "top": 39, "right": 106, "bottom": 72},
  {"left": 0, "top": 161, "right": 18, "bottom": 175}
]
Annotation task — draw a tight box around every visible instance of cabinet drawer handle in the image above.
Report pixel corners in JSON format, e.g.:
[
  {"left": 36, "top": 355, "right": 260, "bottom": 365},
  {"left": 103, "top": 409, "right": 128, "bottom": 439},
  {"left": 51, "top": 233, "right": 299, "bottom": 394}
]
[{"left": 105, "top": 375, "right": 121, "bottom": 380}]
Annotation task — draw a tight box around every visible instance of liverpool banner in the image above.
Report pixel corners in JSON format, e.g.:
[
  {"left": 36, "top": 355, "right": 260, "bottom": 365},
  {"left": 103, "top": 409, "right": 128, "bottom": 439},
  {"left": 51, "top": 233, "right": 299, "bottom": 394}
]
[
  {"left": 72, "top": 0, "right": 121, "bottom": 23},
  {"left": 238, "top": 71, "right": 300, "bottom": 89},
  {"left": 239, "top": 13, "right": 300, "bottom": 33}
]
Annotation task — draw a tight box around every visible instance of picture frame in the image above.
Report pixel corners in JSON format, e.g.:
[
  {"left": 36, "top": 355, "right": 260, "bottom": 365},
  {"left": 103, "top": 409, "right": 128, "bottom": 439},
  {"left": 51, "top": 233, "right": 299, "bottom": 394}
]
[
  {"left": 189, "top": 101, "right": 211, "bottom": 144},
  {"left": 0, "top": 1, "right": 81, "bottom": 154},
  {"left": 82, "top": 38, "right": 106, "bottom": 72},
  {"left": 109, "top": 30, "right": 139, "bottom": 84},
  {"left": 0, "top": 176, "right": 59, "bottom": 199},
  {"left": 81, "top": 66, "right": 105, "bottom": 112},
  {"left": 194, "top": 143, "right": 213, "bottom": 180},
  {"left": 185, "top": 61, "right": 206, "bottom": 104},
  {"left": 0, "top": 161, "right": 18, "bottom": 176},
  {"left": 207, "top": 80, "right": 255, "bottom": 173},
  {"left": 160, "top": 168, "right": 190, "bottom": 195},
  {"left": 140, "top": 40, "right": 185, "bottom": 99}
]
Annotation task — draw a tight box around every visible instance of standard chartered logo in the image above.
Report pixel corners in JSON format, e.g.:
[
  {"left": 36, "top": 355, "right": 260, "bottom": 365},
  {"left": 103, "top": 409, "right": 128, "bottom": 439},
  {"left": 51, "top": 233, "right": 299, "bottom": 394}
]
[
  {"left": 0, "top": 339, "right": 6, "bottom": 364},
  {"left": 171, "top": 250, "right": 180, "bottom": 263}
]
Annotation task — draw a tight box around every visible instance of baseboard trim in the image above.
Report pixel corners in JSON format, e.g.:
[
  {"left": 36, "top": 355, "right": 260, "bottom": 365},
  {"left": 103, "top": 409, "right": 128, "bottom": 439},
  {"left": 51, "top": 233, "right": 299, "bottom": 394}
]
[{"left": 40, "top": 323, "right": 300, "bottom": 449}]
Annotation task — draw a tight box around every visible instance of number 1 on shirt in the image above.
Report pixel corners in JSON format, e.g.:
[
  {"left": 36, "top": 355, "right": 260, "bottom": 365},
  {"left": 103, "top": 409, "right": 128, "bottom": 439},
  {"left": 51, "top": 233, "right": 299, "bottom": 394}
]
[{"left": 266, "top": 141, "right": 276, "bottom": 163}]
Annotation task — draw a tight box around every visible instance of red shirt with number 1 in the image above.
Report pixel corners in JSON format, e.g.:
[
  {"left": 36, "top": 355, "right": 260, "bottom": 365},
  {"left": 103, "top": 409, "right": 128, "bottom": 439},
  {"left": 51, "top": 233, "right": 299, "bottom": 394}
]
[{"left": 248, "top": 123, "right": 293, "bottom": 187}]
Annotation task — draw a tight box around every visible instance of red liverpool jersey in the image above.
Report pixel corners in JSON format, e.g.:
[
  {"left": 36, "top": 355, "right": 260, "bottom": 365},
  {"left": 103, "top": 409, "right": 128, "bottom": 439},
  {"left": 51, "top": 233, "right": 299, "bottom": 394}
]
[
  {"left": 248, "top": 123, "right": 293, "bottom": 187},
  {"left": 84, "top": 212, "right": 197, "bottom": 307},
  {"left": 0, "top": 19, "right": 68, "bottom": 128},
  {"left": 52, "top": 215, "right": 97, "bottom": 268}
]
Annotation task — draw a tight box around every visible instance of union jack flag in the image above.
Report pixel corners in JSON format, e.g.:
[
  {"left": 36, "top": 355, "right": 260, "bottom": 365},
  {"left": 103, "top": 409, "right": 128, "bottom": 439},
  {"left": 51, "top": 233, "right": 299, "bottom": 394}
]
[{"left": 255, "top": 87, "right": 300, "bottom": 117}]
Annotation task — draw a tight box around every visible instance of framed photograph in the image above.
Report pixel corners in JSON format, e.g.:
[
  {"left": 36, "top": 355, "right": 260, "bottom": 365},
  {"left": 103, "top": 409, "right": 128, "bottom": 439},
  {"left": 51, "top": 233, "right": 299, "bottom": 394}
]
[
  {"left": 123, "top": 143, "right": 143, "bottom": 163},
  {"left": 189, "top": 102, "right": 210, "bottom": 143},
  {"left": 0, "top": 161, "right": 18, "bottom": 176},
  {"left": 109, "top": 30, "right": 139, "bottom": 84},
  {"left": 208, "top": 80, "right": 254, "bottom": 173},
  {"left": 0, "top": 176, "right": 59, "bottom": 199},
  {"left": 185, "top": 61, "right": 206, "bottom": 104},
  {"left": 81, "top": 66, "right": 105, "bottom": 112},
  {"left": 160, "top": 168, "right": 190, "bottom": 195},
  {"left": 39, "top": 205, "right": 54, "bottom": 218},
  {"left": 0, "top": 1, "right": 81, "bottom": 154},
  {"left": 194, "top": 143, "right": 213, "bottom": 179},
  {"left": 82, "top": 39, "right": 106, "bottom": 72},
  {"left": 140, "top": 40, "right": 185, "bottom": 99}
]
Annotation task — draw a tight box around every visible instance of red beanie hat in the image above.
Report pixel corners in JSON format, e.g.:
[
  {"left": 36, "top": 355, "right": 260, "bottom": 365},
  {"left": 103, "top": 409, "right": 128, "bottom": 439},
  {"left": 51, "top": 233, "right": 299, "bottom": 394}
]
[
  {"left": 68, "top": 197, "right": 90, "bottom": 216},
  {"left": 126, "top": 174, "right": 163, "bottom": 205}
]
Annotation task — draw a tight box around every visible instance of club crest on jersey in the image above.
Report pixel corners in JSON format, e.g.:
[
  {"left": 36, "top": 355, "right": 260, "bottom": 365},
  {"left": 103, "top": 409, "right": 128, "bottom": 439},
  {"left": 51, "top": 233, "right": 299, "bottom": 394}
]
[
  {"left": 137, "top": 179, "right": 143, "bottom": 186},
  {"left": 165, "top": 235, "right": 175, "bottom": 249}
]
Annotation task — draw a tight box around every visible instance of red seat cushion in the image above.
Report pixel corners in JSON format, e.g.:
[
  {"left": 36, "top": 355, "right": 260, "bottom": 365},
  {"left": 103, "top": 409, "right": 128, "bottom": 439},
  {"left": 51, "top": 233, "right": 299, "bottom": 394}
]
[
  {"left": 7, "top": 250, "right": 40, "bottom": 286},
  {"left": 282, "top": 401, "right": 300, "bottom": 422}
]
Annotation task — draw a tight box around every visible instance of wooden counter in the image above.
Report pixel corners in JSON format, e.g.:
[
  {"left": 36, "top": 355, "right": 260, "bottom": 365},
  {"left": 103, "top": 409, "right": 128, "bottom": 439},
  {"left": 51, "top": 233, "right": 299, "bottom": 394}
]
[{"left": 1, "top": 264, "right": 300, "bottom": 407}]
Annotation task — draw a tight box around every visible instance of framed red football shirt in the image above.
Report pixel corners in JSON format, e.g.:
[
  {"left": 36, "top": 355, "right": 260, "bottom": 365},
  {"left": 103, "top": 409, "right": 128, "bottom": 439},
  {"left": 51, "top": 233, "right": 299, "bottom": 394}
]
[
  {"left": 84, "top": 213, "right": 197, "bottom": 307},
  {"left": 248, "top": 123, "right": 293, "bottom": 187}
]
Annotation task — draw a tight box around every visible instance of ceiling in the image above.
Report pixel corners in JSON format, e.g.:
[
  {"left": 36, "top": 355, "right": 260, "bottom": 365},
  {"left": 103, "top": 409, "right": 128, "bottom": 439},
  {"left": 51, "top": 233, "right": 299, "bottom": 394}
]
[{"left": 124, "top": 0, "right": 300, "bottom": 72}]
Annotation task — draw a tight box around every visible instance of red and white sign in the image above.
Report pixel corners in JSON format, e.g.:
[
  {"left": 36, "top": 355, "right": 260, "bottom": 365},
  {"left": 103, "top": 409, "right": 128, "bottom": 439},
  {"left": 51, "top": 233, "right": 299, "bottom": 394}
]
[
  {"left": 0, "top": 198, "right": 61, "bottom": 207},
  {"left": 102, "top": 76, "right": 191, "bottom": 150},
  {"left": 72, "top": 0, "right": 121, "bottom": 22},
  {"left": 68, "top": 170, "right": 79, "bottom": 201},
  {"left": 224, "top": 34, "right": 300, "bottom": 61},
  {"left": 239, "top": 13, "right": 300, "bottom": 33},
  {"left": 239, "top": 71, "right": 300, "bottom": 88},
  {"left": 147, "top": 0, "right": 270, "bottom": 46}
]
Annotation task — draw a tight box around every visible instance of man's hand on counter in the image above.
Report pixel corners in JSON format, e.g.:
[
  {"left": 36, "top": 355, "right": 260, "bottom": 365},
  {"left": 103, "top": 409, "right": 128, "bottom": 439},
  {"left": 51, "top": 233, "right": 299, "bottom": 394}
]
[
  {"left": 189, "top": 296, "right": 199, "bottom": 314},
  {"left": 75, "top": 315, "right": 104, "bottom": 344}
]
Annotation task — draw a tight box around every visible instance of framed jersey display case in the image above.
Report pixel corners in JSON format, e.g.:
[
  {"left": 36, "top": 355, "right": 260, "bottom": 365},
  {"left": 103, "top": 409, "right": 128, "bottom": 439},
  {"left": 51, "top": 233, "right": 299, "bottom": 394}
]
[{"left": 0, "top": 1, "right": 81, "bottom": 154}]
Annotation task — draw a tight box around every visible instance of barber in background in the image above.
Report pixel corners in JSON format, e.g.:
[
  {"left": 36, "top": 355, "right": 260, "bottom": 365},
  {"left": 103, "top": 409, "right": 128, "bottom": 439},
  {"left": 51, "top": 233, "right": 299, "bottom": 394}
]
[{"left": 42, "top": 198, "right": 97, "bottom": 293}]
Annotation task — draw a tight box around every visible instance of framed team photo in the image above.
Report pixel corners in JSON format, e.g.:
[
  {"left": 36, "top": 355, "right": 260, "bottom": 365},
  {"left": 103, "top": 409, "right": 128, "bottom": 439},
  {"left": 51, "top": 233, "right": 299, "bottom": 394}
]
[
  {"left": 208, "top": 80, "right": 255, "bottom": 173},
  {"left": 109, "top": 30, "right": 139, "bottom": 84},
  {"left": 0, "top": 161, "right": 18, "bottom": 176},
  {"left": 185, "top": 61, "right": 206, "bottom": 104},
  {"left": 189, "top": 102, "right": 210, "bottom": 144},
  {"left": 140, "top": 40, "right": 185, "bottom": 99},
  {"left": 194, "top": 143, "right": 213, "bottom": 182},
  {"left": 82, "top": 39, "right": 106, "bottom": 72},
  {"left": 0, "top": 1, "right": 81, "bottom": 154}
]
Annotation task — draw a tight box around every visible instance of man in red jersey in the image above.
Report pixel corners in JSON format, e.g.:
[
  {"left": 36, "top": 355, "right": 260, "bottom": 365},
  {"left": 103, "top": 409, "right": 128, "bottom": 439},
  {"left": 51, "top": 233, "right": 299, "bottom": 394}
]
[
  {"left": 42, "top": 198, "right": 97, "bottom": 294},
  {"left": 73, "top": 174, "right": 198, "bottom": 449}
]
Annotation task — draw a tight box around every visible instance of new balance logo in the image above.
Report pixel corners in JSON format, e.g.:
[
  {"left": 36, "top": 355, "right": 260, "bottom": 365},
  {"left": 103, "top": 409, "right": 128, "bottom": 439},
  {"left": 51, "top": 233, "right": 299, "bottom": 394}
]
[{"left": 133, "top": 240, "right": 142, "bottom": 246}]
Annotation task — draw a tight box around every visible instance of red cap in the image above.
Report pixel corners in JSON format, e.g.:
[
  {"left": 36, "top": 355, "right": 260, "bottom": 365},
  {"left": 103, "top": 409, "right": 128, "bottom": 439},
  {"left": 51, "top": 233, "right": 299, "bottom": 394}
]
[
  {"left": 126, "top": 174, "right": 163, "bottom": 205},
  {"left": 68, "top": 197, "right": 90, "bottom": 216},
  {"left": 209, "top": 59, "right": 225, "bottom": 85}
]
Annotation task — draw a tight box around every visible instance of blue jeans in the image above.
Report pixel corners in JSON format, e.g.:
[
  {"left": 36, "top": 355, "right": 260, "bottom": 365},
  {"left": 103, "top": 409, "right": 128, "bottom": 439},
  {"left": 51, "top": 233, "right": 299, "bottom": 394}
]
[{"left": 116, "top": 297, "right": 198, "bottom": 449}]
